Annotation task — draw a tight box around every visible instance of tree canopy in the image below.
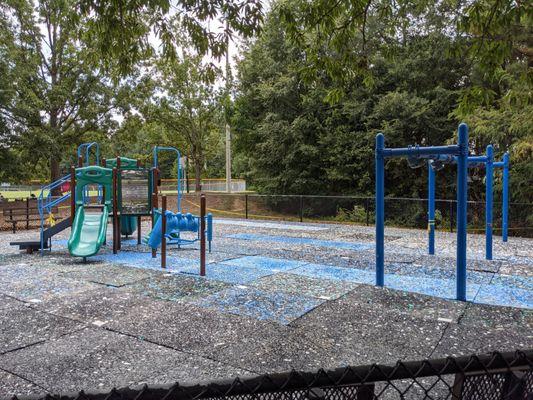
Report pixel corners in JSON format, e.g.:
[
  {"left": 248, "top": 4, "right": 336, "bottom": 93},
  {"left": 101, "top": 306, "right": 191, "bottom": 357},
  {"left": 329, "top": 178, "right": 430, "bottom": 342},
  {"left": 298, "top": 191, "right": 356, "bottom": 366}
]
[{"left": 0, "top": 0, "right": 531, "bottom": 210}]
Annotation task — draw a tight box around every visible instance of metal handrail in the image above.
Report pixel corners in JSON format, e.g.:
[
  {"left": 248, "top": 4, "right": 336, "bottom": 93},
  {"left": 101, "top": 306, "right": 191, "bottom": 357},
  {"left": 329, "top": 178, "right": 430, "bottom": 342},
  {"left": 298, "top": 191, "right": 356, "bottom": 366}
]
[{"left": 38, "top": 174, "right": 71, "bottom": 255}]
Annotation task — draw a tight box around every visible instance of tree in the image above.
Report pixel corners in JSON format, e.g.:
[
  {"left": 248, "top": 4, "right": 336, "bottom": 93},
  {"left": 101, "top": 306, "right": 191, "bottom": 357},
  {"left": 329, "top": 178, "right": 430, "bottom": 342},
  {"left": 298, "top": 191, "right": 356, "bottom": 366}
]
[
  {"left": 77, "top": 0, "right": 264, "bottom": 76},
  {"left": 148, "top": 54, "right": 222, "bottom": 191},
  {"left": 0, "top": 0, "right": 120, "bottom": 189},
  {"left": 232, "top": 13, "right": 468, "bottom": 197}
]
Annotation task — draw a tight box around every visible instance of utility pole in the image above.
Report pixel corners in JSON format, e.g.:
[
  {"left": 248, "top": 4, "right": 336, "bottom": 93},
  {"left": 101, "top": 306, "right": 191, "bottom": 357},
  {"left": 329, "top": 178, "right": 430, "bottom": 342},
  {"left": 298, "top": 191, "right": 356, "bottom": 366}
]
[{"left": 225, "top": 20, "right": 232, "bottom": 193}]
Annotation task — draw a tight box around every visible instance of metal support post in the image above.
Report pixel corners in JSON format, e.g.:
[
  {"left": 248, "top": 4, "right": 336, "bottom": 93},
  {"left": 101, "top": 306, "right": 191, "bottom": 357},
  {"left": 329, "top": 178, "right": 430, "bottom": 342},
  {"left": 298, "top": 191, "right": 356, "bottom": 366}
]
[
  {"left": 485, "top": 145, "right": 493, "bottom": 260},
  {"left": 428, "top": 164, "right": 435, "bottom": 255},
  {"left": 456, "top": 123, "right": 469, "bottom": 301},
  {"left": 375, "top": 133, "right": 385, "bottom": 287},
  {"left": 502, "top": 152, "right": 509, "bottom": 242}
]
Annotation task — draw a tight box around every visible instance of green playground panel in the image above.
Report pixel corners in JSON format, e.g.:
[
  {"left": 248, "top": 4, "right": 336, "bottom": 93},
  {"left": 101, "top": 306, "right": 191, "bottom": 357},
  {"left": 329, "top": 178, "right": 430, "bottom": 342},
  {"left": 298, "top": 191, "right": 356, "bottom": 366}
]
[
  {"left": 74, "top": 166, "right": 113, "bottom": 205},
  {"left": 105, "top": 157, "right": 139, "bottom": 169}
]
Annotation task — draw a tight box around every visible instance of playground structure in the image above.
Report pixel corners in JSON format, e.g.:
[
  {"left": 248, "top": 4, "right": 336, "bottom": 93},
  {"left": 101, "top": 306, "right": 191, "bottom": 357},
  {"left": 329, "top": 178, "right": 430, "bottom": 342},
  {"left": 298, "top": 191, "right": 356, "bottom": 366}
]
[
  {"left": 427, "top": 145, "right": 510, "bottom": 260},
  {"left": 375, "top": 123, "right": 512, "bottom": 301},
  {"left": 10, "top": 143, "right": 213, "bottom": 273},
  {"left": 376, "top": 123, "right": 464, "bottom": 301}
]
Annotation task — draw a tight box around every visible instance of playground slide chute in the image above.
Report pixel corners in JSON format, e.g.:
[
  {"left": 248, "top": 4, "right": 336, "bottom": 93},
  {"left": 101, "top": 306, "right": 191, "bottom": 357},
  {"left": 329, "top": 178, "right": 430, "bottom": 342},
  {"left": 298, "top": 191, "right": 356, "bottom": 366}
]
[{"left": 68, "top": 206, "right": 108, "bottom": 257}]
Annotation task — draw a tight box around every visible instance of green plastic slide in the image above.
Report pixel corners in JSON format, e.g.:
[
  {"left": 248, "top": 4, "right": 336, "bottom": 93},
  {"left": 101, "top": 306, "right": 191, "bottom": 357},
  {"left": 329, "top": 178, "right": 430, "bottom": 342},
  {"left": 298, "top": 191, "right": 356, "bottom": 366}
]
[{"left": 68, "top": 205, "right": 108, "bottom": 258}]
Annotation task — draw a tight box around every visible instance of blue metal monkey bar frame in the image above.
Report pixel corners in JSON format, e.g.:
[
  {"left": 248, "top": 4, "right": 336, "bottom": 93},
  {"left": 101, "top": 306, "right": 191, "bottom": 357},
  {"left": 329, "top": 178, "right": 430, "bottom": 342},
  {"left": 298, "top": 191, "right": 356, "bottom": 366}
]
[
  {"left": 427, "top": 147, "right": 510, "bottom": 260},
  {"left": 376, "top": 123, "right": 469, "bottom": 301}
]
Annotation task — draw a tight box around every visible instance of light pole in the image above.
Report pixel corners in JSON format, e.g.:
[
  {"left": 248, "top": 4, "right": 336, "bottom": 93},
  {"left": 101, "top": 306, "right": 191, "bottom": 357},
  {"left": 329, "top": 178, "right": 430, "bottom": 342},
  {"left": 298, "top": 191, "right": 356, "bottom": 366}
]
[{"left": 224, "top": 20, "right": 232, "bottom": 193}]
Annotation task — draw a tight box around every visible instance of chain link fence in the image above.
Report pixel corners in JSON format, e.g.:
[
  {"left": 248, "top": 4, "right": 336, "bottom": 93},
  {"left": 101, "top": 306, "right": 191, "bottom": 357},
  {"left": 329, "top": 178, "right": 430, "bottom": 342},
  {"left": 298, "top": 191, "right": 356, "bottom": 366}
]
[
  {"left": 176, "top": 194, "right": 533, "bottom": 238},
  {"left": 2, "top": 193, "right": 532, "bottom": 238},
  {"left": 6, "top": 351, "right": 531, "bottom": 400}
]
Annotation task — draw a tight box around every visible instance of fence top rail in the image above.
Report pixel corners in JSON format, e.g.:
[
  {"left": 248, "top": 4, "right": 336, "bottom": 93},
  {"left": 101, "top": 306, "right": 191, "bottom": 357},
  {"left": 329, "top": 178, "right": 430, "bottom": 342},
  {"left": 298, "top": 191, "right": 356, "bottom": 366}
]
[
  {"left": 6, "top": 350, "right": 531, "bottom": 400},
  {"left": 2, "top": 193, "right": 532, "bottom": 207},
  {"left": 184, "top": 193, "right": 532, "bottom": 207}
]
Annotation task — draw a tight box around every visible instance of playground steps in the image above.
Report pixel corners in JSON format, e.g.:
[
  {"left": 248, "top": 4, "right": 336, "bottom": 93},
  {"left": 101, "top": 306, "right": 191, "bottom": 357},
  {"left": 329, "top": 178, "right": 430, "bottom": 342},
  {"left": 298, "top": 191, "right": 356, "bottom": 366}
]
[{"left": 10, "top": 217, "right": 72, "bottom": 253}]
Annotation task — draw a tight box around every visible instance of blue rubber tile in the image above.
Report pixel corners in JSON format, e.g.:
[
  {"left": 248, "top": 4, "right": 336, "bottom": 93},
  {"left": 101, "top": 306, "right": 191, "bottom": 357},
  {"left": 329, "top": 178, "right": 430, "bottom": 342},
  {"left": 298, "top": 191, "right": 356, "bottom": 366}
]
[
  {"left": 227, "top": 233, "right": 373, "bottom": 251},
  {"left": 475, "top": 284, "right": 533, "bottom": 309},
  {"left": 385, "top": 274, "right": 480, "bottom": 302},
  {"left": 290, "top": 263, "right": 375, "bottom": 284},
  {"left": 92, "top": 252, "right": 197, "bottom": 273},
  {"left": 177, "top": 263, "right": 276, "bottom": 285},
  {"left": 386, "top": 264, "right": 493, "bottom": 285},
  {"left": 219, "top": 256, "right": 308, "bottom": 272},
  {"left": 490, "top": 275, "right": 533, "bottom": 292},
  {"left": 191, "top": 287, "right": 325, "bottom": 325},
  {"left": 291, "top": 263, "right": 481, "bottom": 302}
]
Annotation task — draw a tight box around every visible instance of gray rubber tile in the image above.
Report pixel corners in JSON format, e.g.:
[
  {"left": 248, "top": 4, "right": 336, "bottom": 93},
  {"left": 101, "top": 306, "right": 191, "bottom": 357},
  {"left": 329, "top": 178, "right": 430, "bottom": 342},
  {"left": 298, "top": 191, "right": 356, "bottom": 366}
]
[
  {"left": 250, "top": 273, "right": 359, "bottom": 300},
  {"left": 209, "top": 327, "right": 346, "bottom": 374},
  {"left": 413, "top": 255, "right": 502, "bottom": 273},
  {"left": 35, "top": 286, "right": 146, "bottom": 323},
  {"left": 290, "top": 288, "right": 449, "bottom": 366},
  {"left": 296, "top": 311, "right": 446, "bottom": 367},
  {"left": 431, "top": 323, "right": 533, "bottom": 358},
  {"left": 0, "top": 294, "right": 25, "bottom": 311},
  {"left": 0, "top": 328, "right": 249, "bottom": 393},
  {"left": 0, "top": 303, "right": 82, "bottom": 354},
  {"left": 191, "top": 286, "right": 325, "bottom": 325},
  {"left": 106, "top": 299, "right": 282, "bottom": 354},
  {"left": 338, "top": 285, "right": 467, "bottom": 322},
  {"left": 0, "top": 370, "right": 46, "bottom": 398},
  {"left": 105, "top": 300, "right": 330, "bottom": 373},
  {"left": 126, "top": 273, "right": 229, "bottom": 302},
  {"left": 2, "top": 276, "right": 101, "bottom": 303},
  {"left": 60, "top": 264, "right": 158, "bottom": 287},
  {"left": 499, "top": 262, "right": 533, "bottom": 277},
  {"left": 305, "top": 285, "right": 467, "bottom": 324},
  {"left": 459, "top": 302, "right": 533, "bottom": 328}
]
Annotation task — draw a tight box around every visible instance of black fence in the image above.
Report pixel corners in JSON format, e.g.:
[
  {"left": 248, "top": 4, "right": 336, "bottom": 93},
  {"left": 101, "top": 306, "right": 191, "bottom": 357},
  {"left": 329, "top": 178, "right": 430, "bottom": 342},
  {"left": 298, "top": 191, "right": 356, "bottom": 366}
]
[
  {"left": 8, "top": 350, "right": 532, "bottom": 400},
  {"left": 2, "top": 193, "right": 532, "bottom": 238},
  {"left": 179, "top": 193, "right": 533, "bottom": 238}
]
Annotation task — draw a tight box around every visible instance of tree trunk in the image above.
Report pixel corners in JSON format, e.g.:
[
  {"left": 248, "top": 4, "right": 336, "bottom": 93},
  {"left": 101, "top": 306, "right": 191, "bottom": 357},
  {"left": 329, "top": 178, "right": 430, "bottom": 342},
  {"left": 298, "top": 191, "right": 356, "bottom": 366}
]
[
  {"left": 50, "top": 158, "right": 62, "bottom": 196},
  {"left": 194, "top": 160, "right": 202, "bottom": 192}
]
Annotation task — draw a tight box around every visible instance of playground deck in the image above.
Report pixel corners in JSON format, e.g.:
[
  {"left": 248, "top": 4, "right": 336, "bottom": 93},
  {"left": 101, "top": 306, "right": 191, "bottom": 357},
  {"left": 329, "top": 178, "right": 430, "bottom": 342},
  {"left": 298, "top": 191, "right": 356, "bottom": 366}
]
[{"left": 0, "top": 219, "right": 531, "bottom": 397}]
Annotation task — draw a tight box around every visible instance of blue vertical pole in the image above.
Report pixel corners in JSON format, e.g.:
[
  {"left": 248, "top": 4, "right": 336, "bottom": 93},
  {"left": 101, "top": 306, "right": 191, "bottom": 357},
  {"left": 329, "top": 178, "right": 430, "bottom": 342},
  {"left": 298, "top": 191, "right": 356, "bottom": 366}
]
[
  {"left": 485, "top": 145, "right": 493, "bottom": 260},
  {"left": 502, "top": 152, "right": 509, "bottom": 242},
  {"left": 456, "top": 123, "right": 469, "bottom": 301},
  {"left": 375, "top": 133, "right": 385, "bottom": 287},
  {"left": 428, "top": 163, "right": 435, "bottom": 255}
]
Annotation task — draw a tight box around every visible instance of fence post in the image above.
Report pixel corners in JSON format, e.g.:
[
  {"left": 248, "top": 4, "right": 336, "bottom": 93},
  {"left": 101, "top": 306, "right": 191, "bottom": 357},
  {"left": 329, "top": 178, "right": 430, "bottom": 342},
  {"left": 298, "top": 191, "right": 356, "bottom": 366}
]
[
  {"left": 299, "top": 195, "right": 303, "bottom": 222},
  {"left": 449, "top": 201, "right": 454, "bottom": 233},
  {"left": 245, "top": 194, "right": 248, "bottom": 219},
  {"left": 10, "top": 209, "right": 15, "bottom": 233},
  {"left": 365, "top": 198, "right": 370, "bottom": 226},
  {"left": 26, "top": 197, "right": 30, "bottom": 230}
]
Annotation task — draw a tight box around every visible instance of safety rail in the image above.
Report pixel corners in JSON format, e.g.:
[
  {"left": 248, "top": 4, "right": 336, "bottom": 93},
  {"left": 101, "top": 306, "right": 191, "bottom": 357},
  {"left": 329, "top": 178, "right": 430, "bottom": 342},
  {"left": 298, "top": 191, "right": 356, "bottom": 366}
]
[{"left": 38, "top": 174, "right": 71, "bottom": 254}]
